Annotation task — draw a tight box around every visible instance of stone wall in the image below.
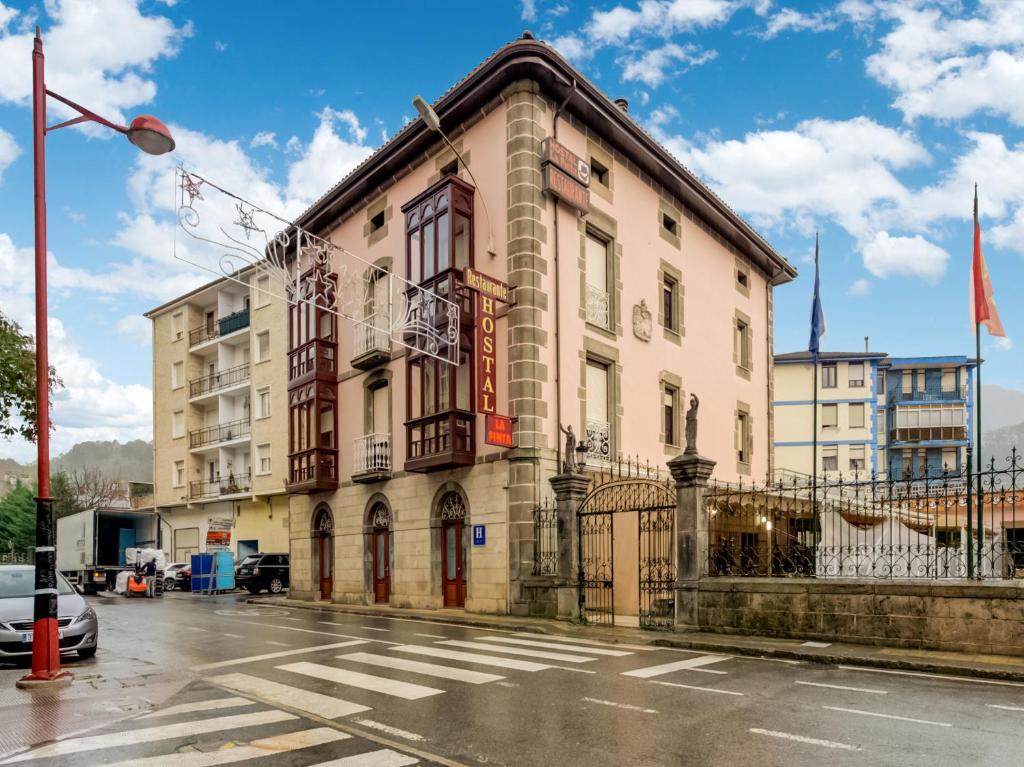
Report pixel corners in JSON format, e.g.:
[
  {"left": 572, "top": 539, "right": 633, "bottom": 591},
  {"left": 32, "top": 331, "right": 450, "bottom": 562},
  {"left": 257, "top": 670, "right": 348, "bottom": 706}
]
[{"left": 698, "top": 578, "right": 1024, "bottom": 656}]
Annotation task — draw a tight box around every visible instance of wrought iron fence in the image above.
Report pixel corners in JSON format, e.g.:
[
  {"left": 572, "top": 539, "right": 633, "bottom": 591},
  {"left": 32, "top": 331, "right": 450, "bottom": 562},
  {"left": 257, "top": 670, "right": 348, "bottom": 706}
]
[
  {"left": 189, "top": 417, "right": 251, "bottom": 449},
  {"left": 706, "top": 448, "right": 1023, "bottom": 580},
  {"left": 189, "top": 362, "right": 250, "bottom": 398},
  {"left": 189, "top": 470, "right": 252, "bottom": 500},
  {"left": 532, "top": 503, "right": 558, "bottom": 576},
  {"left": 188, "top": 308, "right": 250, "bottom": 346}
]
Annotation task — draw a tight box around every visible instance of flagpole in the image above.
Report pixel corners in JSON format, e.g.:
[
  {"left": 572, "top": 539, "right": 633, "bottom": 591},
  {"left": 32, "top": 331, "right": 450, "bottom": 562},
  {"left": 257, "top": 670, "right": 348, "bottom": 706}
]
[{"left": 976, "top": 320, "right": 983, "bottom": 575}]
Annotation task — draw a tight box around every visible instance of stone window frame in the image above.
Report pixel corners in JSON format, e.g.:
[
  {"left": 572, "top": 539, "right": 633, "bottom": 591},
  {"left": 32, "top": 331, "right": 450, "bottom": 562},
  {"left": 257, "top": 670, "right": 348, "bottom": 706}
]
[
  {"left": 577, "top": 209, "right": 622, "bottom": 340},
  {"left": 255, "top": 442, "right": 272, "bottom": 476},
  {"left": 735, "top": 400, "right": 753, "bottom": 475},
  {"left": 172, "top": 460, "right": 185, "bottom": 488},
  {"left": 255, "top": 385, "right": 271, "bottom": 420},
  {"left": 171, "top": 409, "right": 184, "bottom": 439},
  {"left": 659, "top": 371, "right": 683, "bottom": 456},
  {"left": 657, "top": 259, "right": 684, "bottom": 343},
  {"left": 658, "top": 199, "right": 681, "bottom": 250},
  {"left": 255, "top": 330, "right": 271, "bottom": 364},
  {"left": 170, "top": 311, "right": 184, "bottom": 342},
  {"left": 735, "top": 257, "right": 751, "bottom": 298},
  {"left": 733, "top": 309, "right": 753, "bottom": 380},
  {"left": 363, "top": 369, "right": 393, "bottom": 436},
  {"left": 363, "top": 194, "right": 392, "bottom": 248},
  {"left": 171, "top": 360, "right": 184, "bottom": 390},
  {"left": 587, "top": 139, "right": 614, "bottom": 203},
  {"left": 577, "top": 336, "right": 622, "bottom": 462},
  {"left": 429, "top": 138, "right": 471, "bottom": 185}
]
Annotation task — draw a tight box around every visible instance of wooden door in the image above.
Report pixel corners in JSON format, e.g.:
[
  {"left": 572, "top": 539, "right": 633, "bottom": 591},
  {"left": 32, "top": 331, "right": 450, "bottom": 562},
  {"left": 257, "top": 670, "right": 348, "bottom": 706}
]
[
  {"left": 318, "top": 534, "right": 332, "bottom": 600},
  {"left": 441, "top": 521, "right": 466, "bottom": 607},
  {"left": 372, "top": 528, "right": 390, "bottom": 603}
]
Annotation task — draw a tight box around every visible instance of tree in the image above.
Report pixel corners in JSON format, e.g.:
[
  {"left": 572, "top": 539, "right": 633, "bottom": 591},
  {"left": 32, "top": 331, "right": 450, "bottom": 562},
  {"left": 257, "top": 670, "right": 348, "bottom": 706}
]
[
  {"left": 0, "top": 480, "right": 36, "bottom": 555},
  {"left": 0, "top": 310, "right": 62, "bottom": 442}
]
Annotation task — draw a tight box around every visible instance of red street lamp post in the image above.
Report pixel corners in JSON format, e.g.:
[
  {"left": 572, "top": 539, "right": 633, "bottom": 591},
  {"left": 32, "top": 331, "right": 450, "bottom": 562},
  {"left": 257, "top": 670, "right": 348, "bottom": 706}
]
[{"left": 17, "top": 28, "right": 174, "bottom": 690}]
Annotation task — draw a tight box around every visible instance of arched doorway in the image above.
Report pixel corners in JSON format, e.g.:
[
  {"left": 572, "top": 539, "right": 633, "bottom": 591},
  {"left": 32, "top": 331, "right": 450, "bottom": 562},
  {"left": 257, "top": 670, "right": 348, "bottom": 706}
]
[
  {"left": 370, "top": 502, "right": 391, "bottom": 603},
  {"left": 438, "top": 491, "right": 467, "bottom": 608},
  {"left": 312, "top": 505, "right": 334, "bottom": 600}
]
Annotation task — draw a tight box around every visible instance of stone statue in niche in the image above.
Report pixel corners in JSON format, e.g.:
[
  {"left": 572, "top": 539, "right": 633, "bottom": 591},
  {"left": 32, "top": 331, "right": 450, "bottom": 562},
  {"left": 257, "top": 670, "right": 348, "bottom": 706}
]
[
  {"left": 632, "top": 299, "right": 652, "bottom": 342},
  {"left": 559, "top": 424, "right": 578, "bottom": 474},
  {"left": 685, "top": 394, "right": 700, "bottom": 455}
]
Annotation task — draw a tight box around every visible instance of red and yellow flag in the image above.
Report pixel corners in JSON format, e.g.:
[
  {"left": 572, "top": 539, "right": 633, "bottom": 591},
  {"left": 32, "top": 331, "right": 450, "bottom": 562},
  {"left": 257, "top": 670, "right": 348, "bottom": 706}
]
[{"left": 971, "top": 185, "right": 1005, "bottom": 337}]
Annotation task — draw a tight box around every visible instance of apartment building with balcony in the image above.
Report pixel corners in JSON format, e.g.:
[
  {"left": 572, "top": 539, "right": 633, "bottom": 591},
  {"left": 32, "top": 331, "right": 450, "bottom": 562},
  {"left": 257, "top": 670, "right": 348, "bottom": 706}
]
[
  {"left": 774, "top": 350, "right": 976, "bottom": 480},
  {"left": 270, "top": 35, "right": 795, "bottom": 615},
  {"left": 146, "top": 274, "right": 290, "bottom": 563}
]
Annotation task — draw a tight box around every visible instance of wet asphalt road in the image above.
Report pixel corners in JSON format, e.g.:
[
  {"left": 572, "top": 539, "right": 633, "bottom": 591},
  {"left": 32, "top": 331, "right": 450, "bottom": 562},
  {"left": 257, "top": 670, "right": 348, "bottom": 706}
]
[{"left": 2, "top": 590, "right": 1023, "bottom": 766}]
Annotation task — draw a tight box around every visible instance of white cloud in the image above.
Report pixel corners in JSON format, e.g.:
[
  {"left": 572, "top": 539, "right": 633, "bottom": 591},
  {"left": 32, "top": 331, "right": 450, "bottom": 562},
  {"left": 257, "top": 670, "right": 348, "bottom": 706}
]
[
  {"left": 619, "top": 43, "right": 717, "bottom": 87},
  {"left": 0, "top": 0, "right": 191, "bottom": 134},
  {"left": 987, "top": 336, "right": 1014, "bottom": 352},
  {"left": 521, "top": 0, "right": 537, "bottom": 22},
  {"left": 285, "top": 108, "right": 373, "bottom": 207},
  {"left": 760, "top": 7, "right": 837, "bottom": 39},
  {"left": 550, "top": 4, "right": 570, "bottom": 17},
  {"left": 586, "top": 0, "right": 735, "bottom": 46},
  {"left": 249, "top": 131, "right": 278, "bottom": 149},
  {"left": 284, "top": 135, "right": 303, "bottom": 155},
  {"left": 214, "top": 40, "right": 227, "bottom": 52},
  {"left": 116, "top": 314, "right": 151, "bottom": 345},
  {"left": 0, "top": 126, "right": 18, "bottom": 182},
  {"left": 865, "top": 2, "right": 1024, "bottom": 125},
  {"left": 0, "top": 4, "right": 17, "bottom": 32},
  {"left": 861, "top": 231, "right": 949, "bottom": 281},
  {"left": 550, "top": 34, "right": 588, "bottom": 62},
  {"left": 848, "top": 278, "right": 871, "bottom": 296}
]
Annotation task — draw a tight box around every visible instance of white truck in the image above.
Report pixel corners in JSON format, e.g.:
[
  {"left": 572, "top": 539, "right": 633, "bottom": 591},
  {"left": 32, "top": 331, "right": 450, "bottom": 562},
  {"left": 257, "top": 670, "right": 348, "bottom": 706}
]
[{"left": 57, "top": 507, "right": 160, "bottom": 593}]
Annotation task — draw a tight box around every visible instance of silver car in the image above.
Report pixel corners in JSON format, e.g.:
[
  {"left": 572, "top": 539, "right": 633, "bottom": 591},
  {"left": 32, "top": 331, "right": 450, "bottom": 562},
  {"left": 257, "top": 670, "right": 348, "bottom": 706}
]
[{"left": 0, "top": 565, "right": 98, "bottom": 660}]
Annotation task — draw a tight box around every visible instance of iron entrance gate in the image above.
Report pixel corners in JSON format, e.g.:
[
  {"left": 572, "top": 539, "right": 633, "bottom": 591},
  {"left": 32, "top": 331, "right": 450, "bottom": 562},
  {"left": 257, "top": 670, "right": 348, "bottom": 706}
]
[{"left": 578, "top": 474, "right": 676, "bottom": 628}]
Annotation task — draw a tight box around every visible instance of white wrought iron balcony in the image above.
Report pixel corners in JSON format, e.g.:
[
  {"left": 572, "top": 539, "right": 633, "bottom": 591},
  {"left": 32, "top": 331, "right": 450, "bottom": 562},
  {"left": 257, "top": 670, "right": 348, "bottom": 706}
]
[
  {"left": 585, "top": 283, "right": 610, "bottom": 329},
  {"left": 352, "top": 314, "right": 391, "bottom": 369},
  {"left": 585, "top": 419, "right": 611, "bottom": 465},
  {"left": 353, "top": 432, "right": 391, "bottom": 481}
]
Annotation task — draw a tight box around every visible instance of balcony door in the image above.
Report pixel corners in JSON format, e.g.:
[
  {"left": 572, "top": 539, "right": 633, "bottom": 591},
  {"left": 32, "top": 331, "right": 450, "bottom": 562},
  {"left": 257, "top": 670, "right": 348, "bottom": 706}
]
[
  {"left": 439, "top": 492, "right": 467, "bottom": 608},
  {"left": 371, "top": 383, "right": 388, "bottom": 436}
]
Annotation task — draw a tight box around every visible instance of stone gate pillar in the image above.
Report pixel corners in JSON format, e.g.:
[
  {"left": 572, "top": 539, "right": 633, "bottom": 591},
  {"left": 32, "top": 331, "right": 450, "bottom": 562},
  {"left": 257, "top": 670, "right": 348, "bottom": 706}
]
[
  {"left": 549, "top": 471, "right": 590, "bottom": 620},
  {"left": 667, "top": 452, "right": 715, "bottom": 630}
]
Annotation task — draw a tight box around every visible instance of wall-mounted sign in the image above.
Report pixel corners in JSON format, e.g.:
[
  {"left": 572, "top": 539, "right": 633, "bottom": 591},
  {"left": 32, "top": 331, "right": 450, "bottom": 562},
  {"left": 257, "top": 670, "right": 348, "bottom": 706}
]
[
  {"left": 206, "top": 517, "right": 232, "bottom": 550},
  {"left": 473, "top": 524, "right": 486, "bottom": 547},
  {"left": 543, "top": 164, "right": 590, "bottom": 214},
  {"left": 465, "top": 269, "right": 510, "bottom": 416},
  {"left": 485, "top": 414, "right": 514, "bottom": 448},
  {"left": 542, "top": 138, "right": 590, "bottom": 187}
]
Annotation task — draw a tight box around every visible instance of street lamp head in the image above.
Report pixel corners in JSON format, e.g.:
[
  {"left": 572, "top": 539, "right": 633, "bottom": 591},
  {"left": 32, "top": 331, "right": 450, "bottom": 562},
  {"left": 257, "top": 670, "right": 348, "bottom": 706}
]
[
  {"left": 411, "top": 95, "right": 441, "bottom": 132},
  {"left": 126, "top": 115, "right": 175, "bottom": 155}
]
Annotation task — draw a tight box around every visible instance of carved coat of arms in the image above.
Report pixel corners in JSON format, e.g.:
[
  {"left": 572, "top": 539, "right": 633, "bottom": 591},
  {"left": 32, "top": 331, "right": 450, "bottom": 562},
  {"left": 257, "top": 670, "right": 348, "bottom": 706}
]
[{"left": 632, "top": 299, "right": 652, "bottom": 342}]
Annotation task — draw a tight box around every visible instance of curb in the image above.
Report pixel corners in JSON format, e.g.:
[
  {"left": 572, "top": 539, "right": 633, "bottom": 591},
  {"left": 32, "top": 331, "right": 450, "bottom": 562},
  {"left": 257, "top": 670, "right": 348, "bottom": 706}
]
[{"left": 248, "top": 598, "right": 1024, "bottom": 683}]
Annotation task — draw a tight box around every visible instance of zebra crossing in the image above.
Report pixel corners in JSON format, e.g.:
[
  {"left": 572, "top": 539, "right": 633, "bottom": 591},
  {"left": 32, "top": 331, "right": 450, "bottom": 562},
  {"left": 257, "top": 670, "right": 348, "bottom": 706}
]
[{"left": 4, "top": 630, "right": 732, "bottom": 766}]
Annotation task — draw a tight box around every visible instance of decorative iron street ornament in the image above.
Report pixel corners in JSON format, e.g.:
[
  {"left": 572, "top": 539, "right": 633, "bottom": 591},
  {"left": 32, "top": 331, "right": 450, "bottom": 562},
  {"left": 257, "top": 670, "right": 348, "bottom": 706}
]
[{"left": 173, "top": 168, "right": 460, "bottom": 366}]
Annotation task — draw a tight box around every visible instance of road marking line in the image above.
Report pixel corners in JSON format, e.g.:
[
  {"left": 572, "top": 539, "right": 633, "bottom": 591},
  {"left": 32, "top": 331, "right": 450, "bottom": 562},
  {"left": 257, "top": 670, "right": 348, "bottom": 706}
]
[
  {"left": 581, "top": 697, "right": 657, "bottom": 714},
  {"left": 476, "top": 636, "right": 633, "bottom": 657},
  {"left": 837, "top": 665, "right": 1024, "bottom": 688},
  {"left": 138, "top": 696, "right": 254, "bottom": 719},
  {"left": 392, "top": 645, "right": 550, "bottom": 672},
  {"left": 1, "top": 711, "right": 296, "bottom": 763},
  {"left": 278, "top": 617, "right": 302, "bottom": 621},
  {"left": 414, "top": 633, "right": 447, "bottom": 639},
  {"left": 232, "top": 621, "right": 400, "bottom": 645},
  {"left": 101, "top": 727, "right": 351, "bottom": 767},
  {"left": 265, "top": 640, "right": 291, "bottom": 647},
  {"left": 795, "top": 681, "right": 887, "bottom": 695},
  {"left": 437, "top": 640, "right": 596, "bottom": 664},
  {"left": 622, "top": 655, "right": 730, "bottom": 678},
  {"left": 750, "top": 728, "right": 860, "bottom": 751},
  {"left": 822, "top": 705, "right": 952, "bottom": 727},
  {"left": 513, "top": 633, "right": 659, "bottom": 651},
  {"left": 312, "top": 750, "right": 419, "bottom": 766},
  {"left": 353, "top": 719, "right": 426, "bottom": 742},
  {"left": 223, "top": 633, "right": 244, "bottom": 639},
  {"left": 210, "top": 673, "right": 370, "bottom": 719},
  {"left": 361, "top": 626, "right": 391, "bottom": 632},
  {"left": 338, "top": 652, "right": 504, "bottom": 684},
  {"left": 801, "top": 641, "right": 832, "bottom": 648},
  {"left": 281, "top": 661, "right": 444, "bottom": 700},
  {"left": 652, "top": 681, "right": 744, "bottom": 696},
  {"left": 987, "top": 704, "right": 1024, "bottom": 712},
  {"left": 193, "top": 641, "right": 368, "bottom": 670}
]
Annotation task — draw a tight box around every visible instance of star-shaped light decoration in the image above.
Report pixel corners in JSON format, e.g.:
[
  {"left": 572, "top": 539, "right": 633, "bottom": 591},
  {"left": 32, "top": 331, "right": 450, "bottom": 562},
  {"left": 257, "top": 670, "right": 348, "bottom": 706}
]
[
  {"left": 234, "top": 203, "right": 262, "bottom": 240},
  {"left": 180, "top": 171, "right": 204, "bottom": 204}
]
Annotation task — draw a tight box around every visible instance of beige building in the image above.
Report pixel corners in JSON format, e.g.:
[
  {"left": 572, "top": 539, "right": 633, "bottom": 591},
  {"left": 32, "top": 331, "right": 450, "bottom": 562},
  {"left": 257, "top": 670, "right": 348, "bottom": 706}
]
[
  {"left": 146, "top": 273, "right": 291, "bottom": 563},
  {"left": 149, "top": 35, "right": 795, "bottom": 615}
]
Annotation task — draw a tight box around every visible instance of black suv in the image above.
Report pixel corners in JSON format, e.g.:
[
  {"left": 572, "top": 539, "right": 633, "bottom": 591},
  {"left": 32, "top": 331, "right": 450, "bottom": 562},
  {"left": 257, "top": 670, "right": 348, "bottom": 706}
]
[{"left": 235, "top": 553, "right": 289, "bottom": 594}]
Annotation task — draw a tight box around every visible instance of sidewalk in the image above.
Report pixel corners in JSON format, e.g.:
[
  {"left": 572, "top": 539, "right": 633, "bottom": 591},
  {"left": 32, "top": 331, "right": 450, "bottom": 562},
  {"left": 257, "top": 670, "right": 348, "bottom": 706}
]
[{"left": 257, "top": 596, "right": 1024, "bottom": 683}]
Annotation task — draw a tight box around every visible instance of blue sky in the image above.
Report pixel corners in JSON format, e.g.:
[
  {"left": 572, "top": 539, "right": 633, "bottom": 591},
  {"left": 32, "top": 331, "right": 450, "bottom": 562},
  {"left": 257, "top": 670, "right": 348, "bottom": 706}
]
[{"left": 0, "top": 0, "right": 1022, "bottom": 461}]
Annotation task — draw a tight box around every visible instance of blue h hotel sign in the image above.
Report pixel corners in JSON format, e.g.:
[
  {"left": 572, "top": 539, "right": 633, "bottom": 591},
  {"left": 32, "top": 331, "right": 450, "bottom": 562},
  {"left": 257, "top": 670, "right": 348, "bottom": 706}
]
[{"left": 472, "top": 524, "right": 486, "bottom": 547}]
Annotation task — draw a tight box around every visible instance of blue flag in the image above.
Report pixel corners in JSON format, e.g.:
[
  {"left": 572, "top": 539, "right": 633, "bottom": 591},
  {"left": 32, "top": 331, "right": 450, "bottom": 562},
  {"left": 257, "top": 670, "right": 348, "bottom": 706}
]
[{"left": 808, "top": 233, "right": 826, "bottom": 354}]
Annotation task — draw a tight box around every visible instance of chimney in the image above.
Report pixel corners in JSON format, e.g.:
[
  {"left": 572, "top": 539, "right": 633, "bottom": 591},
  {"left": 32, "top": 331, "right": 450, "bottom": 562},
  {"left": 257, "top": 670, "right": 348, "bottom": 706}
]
[
  {"left": 614, "top": 98, "right": 629, "bottom": 113},
  {"left": 522, "top": 30, "right": 534, "bottom": 40},
  {"left": 864, "top": 336, "right": 869, "bottom": 353}
]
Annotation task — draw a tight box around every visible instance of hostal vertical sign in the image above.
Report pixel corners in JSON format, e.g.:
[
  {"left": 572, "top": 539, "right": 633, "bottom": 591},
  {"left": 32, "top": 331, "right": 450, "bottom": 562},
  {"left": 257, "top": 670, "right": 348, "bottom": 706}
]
[{"left": 464, "top": 267, "right": 510, "bottom": 414}]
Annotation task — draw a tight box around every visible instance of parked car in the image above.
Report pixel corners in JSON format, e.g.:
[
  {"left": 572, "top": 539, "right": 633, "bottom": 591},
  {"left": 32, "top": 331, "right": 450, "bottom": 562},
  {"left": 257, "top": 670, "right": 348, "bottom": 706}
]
[
  {"left": 163, "top": 563, "right": 191, "bottom": 592},
  {"left": 0, "top": 565, "right": 98, "bottom": 660},
  {"left": 235, "top": 553, "right": 289, "bottom": 594}
]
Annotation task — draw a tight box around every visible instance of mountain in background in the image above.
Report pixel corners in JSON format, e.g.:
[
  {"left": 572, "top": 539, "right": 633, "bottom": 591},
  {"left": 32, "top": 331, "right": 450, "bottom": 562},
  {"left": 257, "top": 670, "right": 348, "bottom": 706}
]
[
  {"left": 982, "top": 422, "right": 1024, "bottom": 468},
  {"left": 981, "top": 385, "right": 1024, "bottom": 433},
  {"left": 0, "top": 440, "right": 153, "bottom": 483}
]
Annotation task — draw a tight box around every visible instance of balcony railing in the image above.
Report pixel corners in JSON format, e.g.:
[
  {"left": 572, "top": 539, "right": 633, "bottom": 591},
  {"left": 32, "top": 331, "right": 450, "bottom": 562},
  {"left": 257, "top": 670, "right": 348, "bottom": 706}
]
[
  {"left": 585, "top": 283, "right": 610, "bottom": 328},
  {"left": 405, "top": 411, "right": 475, "bottom": 471},
  {"left": 189, "top": 363, "right": 250, "bottom": 398},
  {"left": 287, "top": 448, "right": 338, "bottom": 492},
  {"left": 891, "top": 387, "right": 967, "bottom": 403},
  {"left": 189, "top": 417, "right": 251, "bottom": 449},
  {"left": 585, "top": 418, "right": 611, "bottom": 465},
  {"left": 188, "top": 308, "right": 250, "bottom": 346},
  {"left": 189, "top": 470, "right": 251, "bottom": 500},
  {"left": 353, "top": 316, "right": 391, "bottom": 358},
  {"left": 353, "top": 433, "right": 391, "bottom": 478}
]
